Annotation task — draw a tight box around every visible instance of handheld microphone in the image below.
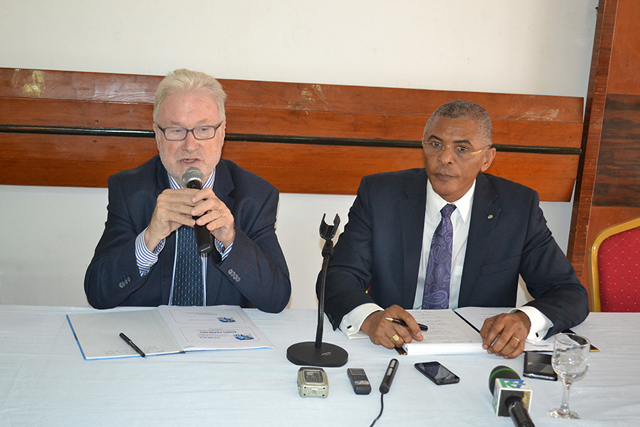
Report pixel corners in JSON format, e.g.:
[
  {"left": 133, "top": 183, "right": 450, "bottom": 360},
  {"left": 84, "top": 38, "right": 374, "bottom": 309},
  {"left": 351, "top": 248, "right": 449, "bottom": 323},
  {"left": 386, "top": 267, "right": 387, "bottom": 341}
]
[
  {"left": 370, "top": 359, "right": 399, "bottom": 426},
  {"left": 379, "top": 358, "right": 399, "bottom": 394},
  {"left": 182, "top": 167, "right": 213, "bottom": 254},
  {"left": 488, "top": 366, "right": 535, "bottom": 427}
]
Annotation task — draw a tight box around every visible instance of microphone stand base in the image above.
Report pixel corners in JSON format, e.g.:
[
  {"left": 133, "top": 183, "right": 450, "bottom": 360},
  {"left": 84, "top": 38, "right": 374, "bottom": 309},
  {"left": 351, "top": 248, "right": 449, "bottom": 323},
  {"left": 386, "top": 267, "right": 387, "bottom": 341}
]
[{"left": 286, "top": 342, "right": 348, "bottom": 367}]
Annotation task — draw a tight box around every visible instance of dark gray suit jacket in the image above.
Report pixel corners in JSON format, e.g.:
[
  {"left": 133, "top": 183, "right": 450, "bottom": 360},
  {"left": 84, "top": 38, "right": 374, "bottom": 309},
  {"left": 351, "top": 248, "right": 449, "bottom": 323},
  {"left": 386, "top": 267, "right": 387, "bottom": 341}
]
[
  {"left": 85, "top": 156, "right": 291, "bottom": 312},
  {"left": 322, "top": 169, "right": 588, "bottom": 337}
]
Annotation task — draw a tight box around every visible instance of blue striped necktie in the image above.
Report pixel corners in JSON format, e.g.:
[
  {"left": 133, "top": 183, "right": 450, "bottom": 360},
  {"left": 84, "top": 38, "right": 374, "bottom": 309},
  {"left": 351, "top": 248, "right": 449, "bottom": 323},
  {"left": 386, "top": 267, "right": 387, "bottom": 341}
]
[
  {"left": 422, "top": 203, "right": 456, "bottom": 309},
  {"left": 172, "top": 225, "right": 204, "bottom": 306}
]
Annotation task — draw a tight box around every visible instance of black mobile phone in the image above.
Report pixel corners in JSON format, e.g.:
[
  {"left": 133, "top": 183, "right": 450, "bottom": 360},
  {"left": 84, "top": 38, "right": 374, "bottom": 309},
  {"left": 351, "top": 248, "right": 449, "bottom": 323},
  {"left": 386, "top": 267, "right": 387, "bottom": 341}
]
[
  {"left": 523, "top": 352, "right": 557, "bottom": 381},
  {"left": 414, "top": 362, "right": 460, "bottom": 385},
  {"left": 563, "top": 329, "right": 600, "bottom": 352}
]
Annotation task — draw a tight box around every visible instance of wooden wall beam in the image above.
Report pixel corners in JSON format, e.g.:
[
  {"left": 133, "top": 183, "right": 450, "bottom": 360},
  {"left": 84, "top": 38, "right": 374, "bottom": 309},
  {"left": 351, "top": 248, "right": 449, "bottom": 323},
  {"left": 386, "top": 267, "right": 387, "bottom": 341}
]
[
  {"left": 1, "top": 68, "right": 583, "bottom": 200},
  {"left": 568, "top": 0, "right": 619, "bottom": 284}
]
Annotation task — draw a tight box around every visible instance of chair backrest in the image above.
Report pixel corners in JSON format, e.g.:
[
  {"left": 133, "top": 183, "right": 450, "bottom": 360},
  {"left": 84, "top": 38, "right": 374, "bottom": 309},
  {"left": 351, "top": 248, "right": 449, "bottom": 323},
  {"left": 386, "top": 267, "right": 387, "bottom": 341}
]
[{"left": 589, "top": 217, "right": 640, "bottom": 312}]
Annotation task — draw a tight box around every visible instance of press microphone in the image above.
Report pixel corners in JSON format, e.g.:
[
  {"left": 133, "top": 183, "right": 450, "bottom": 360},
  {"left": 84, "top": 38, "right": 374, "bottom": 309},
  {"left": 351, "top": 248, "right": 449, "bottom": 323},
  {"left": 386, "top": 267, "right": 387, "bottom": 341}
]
[
  {"left": 182, "top": 167, "right": 213, "bottom": 254},
  {"left": 379, "top": 359, "right": 399, "bottom": 394},
  {"left": 488, "top": 366, "right": 535, "bottom": 427}
]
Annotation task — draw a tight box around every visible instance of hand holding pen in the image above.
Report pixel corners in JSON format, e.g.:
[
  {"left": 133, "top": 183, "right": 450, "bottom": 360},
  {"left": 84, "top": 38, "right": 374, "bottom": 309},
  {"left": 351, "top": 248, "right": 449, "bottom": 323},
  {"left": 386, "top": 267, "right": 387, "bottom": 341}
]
[
  {"left": 386, "top": 317, "right": 429, "bottom": 331},
  {"left": 360, "top": 305, "right": 425, "bottom": 349}
]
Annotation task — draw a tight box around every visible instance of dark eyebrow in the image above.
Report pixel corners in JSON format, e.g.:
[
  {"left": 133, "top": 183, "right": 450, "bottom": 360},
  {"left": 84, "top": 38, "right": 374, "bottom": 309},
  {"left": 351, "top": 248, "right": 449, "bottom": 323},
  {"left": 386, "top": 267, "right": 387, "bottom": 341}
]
[
  {"left": 453, "top": 139, "right": 473, "bottom": 146},
  {"left": 425, "top": 135, "right": 473, "bottom": 146},
  {"left": 425, "top": 135, "right": 443, "bottom": 142}
]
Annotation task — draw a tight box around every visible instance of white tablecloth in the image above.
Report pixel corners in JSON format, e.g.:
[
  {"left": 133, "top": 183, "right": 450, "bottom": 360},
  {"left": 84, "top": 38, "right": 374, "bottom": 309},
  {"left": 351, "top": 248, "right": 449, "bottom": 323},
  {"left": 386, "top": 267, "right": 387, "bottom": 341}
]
[{"left": 1, "top": 306, "right": 638, "bottom": 426}]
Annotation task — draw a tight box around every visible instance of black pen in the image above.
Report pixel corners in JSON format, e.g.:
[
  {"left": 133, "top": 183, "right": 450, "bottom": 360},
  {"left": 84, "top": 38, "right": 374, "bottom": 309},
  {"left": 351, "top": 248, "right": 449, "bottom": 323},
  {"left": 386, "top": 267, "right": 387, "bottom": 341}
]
[
  {"left": 385, "top": 317, "right": 428, "bottom": 331},
  {"left": 119, "top": 332, "right": 146, "bottom": 358}
]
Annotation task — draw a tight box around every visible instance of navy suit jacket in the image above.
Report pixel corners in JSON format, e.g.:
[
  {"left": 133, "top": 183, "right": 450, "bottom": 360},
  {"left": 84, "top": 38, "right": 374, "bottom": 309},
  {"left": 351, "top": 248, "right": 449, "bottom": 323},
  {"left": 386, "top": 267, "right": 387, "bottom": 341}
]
[
  {"left": 322, "top": 169, "right": 589, "bottom": 337},
  {"left": 85, "top": 156, "right": 291, "bottom": 312}
]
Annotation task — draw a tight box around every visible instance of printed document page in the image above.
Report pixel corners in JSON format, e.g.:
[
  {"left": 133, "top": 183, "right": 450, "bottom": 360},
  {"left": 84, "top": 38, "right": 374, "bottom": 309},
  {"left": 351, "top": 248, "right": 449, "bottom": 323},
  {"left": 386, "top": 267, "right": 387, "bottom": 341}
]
[
  {"left": 157, "top": 305, "right": 273, "bottom": 351},
  {"left": 402, "top": 309, "right": 484, "bottom": 355}
]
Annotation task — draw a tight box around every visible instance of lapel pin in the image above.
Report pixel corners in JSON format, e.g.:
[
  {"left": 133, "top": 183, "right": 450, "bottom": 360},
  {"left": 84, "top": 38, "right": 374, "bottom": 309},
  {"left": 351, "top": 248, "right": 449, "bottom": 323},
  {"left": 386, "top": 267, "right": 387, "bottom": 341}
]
[{"left": 488, "top": 214, "right": 494, "bottom": 219}]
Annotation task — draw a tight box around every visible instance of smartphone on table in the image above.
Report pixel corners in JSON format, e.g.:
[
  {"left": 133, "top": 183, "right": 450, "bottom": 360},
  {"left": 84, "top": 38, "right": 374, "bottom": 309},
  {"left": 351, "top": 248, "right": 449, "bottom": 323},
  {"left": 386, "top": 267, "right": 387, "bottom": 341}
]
[
  {"left": 414, "top": 361, "right": 460, "bottom": 385},
  {"left": 523, "top": 351, "right": 557, "bottom": 381}
]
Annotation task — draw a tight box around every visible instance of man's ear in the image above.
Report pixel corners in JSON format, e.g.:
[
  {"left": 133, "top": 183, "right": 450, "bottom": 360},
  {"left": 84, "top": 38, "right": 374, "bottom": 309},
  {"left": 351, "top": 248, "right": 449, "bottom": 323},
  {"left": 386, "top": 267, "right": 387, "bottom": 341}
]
[
  {"left": 219, "top": 121, "right": 226, "bottom": 147},
  {"left": 152, "top": 123, "right": 162, "bottom": 149},
  {"left": 481, "top": 147, "right": 497, "bottom": 172}
]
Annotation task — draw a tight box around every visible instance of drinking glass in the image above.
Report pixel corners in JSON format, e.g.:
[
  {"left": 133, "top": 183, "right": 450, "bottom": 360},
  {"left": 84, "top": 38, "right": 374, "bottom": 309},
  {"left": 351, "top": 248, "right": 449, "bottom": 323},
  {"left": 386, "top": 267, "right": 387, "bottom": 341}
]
[{"left": 548, "top": 333, "right": 591, "bottom": 419}]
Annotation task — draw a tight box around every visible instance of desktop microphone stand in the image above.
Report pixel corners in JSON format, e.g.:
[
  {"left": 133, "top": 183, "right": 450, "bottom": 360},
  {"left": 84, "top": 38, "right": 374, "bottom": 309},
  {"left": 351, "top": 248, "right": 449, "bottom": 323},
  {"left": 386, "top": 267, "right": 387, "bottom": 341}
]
[{"left": 286, "top": 214, "right": 348, "bottom": 367}]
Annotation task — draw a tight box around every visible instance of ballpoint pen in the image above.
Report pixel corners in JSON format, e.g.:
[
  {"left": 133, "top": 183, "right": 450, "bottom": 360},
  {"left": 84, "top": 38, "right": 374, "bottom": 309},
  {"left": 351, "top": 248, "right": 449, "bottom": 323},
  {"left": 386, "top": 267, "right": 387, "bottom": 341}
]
[
  {"left": 119, "top": 332, "right": 146, "bottom": 358},
  {"left": 385, "top": 317, "right": 429, "bottom": 331}
]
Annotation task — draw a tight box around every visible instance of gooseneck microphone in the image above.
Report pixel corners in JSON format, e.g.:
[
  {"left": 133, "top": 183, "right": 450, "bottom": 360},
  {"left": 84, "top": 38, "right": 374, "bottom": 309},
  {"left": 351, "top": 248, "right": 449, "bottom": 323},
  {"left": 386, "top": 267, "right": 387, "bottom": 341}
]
[
  {"left": 488, "top": 366, "right": 535, "bottom": 427},
  {"left": 182, "top": 167, "right": 213, "bottom": 254}
]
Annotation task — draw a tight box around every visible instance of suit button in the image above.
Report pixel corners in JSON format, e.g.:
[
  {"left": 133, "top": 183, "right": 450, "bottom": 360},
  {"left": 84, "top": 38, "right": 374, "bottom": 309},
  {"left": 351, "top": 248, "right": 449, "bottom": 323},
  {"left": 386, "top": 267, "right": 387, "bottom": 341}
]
[{"left": 227, "top": 269, "right": 241, "bottom": 282}]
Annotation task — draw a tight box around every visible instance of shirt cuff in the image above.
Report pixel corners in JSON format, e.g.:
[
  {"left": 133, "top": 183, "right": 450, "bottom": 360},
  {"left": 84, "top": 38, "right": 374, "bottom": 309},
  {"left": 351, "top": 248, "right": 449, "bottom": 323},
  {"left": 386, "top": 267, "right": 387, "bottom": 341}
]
[
  {"left": 339, "top": 303, "right": 384, "bottom": 339},
  {"left": 135, "top": 229, "right": 165, "bottom": 276},
  {"left": 510, "top": 306, "right": 553, "bottom": 342},
  {"left": 214, "top": 238, "right": 233, "bottom": 261}
]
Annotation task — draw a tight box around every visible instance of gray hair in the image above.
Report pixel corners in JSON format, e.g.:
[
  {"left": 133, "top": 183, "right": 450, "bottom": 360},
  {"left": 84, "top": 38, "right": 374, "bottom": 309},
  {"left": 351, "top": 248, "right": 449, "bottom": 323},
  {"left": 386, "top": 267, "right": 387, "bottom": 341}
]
[
  {"left": 423, "top": 100, "right": 493, "bottom": 144},
  {"left": 153, "top": 69, "right": 227, "bottom": 123}
]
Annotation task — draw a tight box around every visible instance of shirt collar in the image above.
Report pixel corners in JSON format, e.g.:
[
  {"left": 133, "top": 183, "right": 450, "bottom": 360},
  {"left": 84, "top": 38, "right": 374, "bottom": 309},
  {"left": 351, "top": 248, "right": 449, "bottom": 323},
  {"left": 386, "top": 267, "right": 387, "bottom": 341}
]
[
  {"left": 426, "top": 178, "right": 476, "bottom": 224},
  {"left": 168, "top": 168, "right": 216, "bottom": 190}
]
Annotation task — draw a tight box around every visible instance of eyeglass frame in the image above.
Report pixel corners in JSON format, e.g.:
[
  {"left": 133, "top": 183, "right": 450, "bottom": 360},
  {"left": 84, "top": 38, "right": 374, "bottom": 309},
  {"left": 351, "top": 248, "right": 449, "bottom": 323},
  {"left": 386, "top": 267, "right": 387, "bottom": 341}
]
[
  {"left": 156, "top": 121, "right": 224, "bottom": 141},
  {"left": 421, "top": 139, "right": 492, "bottom": 160}
]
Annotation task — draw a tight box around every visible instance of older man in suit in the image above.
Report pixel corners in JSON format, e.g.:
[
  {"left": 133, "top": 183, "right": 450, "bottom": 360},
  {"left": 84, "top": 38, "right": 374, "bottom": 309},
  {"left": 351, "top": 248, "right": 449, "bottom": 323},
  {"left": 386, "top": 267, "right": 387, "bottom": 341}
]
[
  {"left": 85, "top": 69, "right": 290, "bottom": 312},
  {"left": 321, "top": 100, "right": 588, "bottom": 359}
]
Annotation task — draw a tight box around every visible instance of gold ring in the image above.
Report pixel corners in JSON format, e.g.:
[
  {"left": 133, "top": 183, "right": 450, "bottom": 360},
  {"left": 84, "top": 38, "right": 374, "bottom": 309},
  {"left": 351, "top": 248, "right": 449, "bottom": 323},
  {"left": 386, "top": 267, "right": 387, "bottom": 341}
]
[
  {"left": 390, "top": 334, "right": 400, "bottom": 344},
  {"left": 512, "top": 336, "right": 520, "bottom": 343}
]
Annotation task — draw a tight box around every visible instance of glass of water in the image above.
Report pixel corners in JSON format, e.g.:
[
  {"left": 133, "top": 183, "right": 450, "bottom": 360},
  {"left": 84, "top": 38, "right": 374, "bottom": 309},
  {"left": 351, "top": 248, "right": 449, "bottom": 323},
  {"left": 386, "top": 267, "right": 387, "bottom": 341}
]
[{"left": 548, "top": 333, "right": 591, "bottom": 419}]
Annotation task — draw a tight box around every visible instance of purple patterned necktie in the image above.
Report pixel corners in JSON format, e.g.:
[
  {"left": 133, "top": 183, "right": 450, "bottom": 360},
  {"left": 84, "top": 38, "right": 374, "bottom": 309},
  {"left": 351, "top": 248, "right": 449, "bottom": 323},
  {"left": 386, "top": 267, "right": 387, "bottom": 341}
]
[
  {"left": 421, "top": 203, "right": 456, "bottom": 309},
  {"left": 172, "top": 225, "right": 204, "bottom": 306}
]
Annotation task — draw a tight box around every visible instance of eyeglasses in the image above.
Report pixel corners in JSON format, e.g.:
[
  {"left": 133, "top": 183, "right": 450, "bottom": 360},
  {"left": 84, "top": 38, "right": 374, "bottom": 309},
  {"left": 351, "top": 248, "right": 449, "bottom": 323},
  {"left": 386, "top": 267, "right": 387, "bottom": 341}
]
[
  {"left": 156, "top": 121, "right": 223, "bottom": 141},
  {"left": 422, "top": 140, "right": 491, "bottom": 160}
]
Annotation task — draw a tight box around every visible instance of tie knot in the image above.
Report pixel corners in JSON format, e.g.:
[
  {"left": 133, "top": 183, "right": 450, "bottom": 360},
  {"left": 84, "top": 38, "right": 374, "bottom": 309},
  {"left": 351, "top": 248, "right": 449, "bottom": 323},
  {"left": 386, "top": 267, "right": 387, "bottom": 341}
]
[{"left": 441, "top": 203, "right": 456, "bottom": 219}]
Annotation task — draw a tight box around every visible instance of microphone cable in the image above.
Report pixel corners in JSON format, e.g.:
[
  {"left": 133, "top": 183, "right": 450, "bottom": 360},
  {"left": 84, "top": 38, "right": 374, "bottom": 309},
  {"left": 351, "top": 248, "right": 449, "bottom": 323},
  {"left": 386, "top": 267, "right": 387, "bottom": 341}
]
[{"left": 369, "top": 393, "right": 384, "bottom": 427}]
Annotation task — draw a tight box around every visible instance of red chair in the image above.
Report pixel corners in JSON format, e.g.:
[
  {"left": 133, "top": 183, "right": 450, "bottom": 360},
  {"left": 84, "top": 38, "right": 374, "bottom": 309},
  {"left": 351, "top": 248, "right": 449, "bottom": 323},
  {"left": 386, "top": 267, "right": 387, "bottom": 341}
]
[{"left": 588, "top": 217, "right": 640, "bottom": 312}]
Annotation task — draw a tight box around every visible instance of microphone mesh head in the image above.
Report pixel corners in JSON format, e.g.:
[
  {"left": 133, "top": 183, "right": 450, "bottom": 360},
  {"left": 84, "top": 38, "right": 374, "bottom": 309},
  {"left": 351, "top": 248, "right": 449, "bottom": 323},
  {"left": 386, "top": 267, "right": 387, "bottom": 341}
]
[
  {"left": 182, "top": 167, "right": 204, "bottom": 186},
  {"left": 488, "top": 365, "right": 520, "bottom": 393}
]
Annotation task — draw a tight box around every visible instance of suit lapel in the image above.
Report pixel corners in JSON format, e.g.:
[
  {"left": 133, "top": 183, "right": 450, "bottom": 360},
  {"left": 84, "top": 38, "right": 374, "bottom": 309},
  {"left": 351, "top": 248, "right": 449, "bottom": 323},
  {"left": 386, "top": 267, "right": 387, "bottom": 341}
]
[
  {"left": 458, "top": 173, "right": 500, "bottom": 307},
  {"left": 206, "top": 160, "right": 235, "bottom": 304},
  {"left": 152, "top": 157, "right": 174, "bottom": 304},
  {"left": 399, "top": 170, "right": 427, "bottom": 307},
  {"left": 213, "top": 160, "right": 235, "bottom": 212}
]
